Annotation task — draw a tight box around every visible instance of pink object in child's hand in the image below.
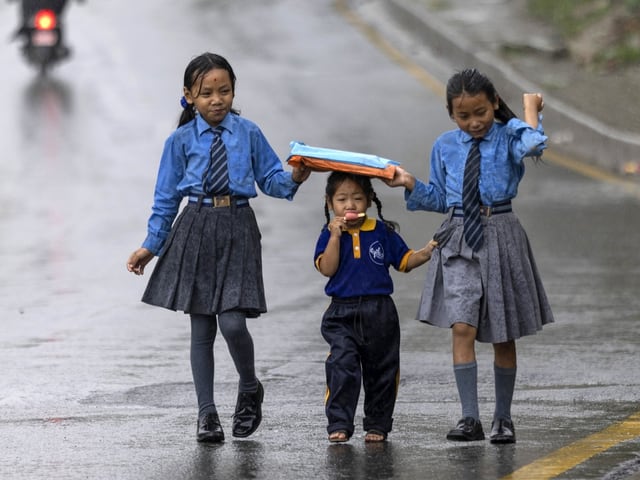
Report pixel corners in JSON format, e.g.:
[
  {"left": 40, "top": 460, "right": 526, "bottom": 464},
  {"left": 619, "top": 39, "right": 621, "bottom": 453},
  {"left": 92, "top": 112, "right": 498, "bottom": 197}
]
[{"left": 344, "top": 212, "right": 365, "bottom": 221}]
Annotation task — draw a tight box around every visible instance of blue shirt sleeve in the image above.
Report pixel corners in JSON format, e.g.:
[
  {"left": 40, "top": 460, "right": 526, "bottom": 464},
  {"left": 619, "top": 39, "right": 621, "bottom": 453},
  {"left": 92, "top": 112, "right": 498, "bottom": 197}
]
[
  {"left": 246, "top": 124, "right": 300, "bottom": 200},
  {"left": 314, "top": 227, "right": 330, "bottom": 267},
  {"left": 142, "top": 133, "right": 186, "bottom": 255},
  {"left": 386, "top": 228, "right": 412, "bottom": 271},
  {"left": 405, "top": 140, "right": 448, "bottom": 213},
  {"left": 404, "top": 118, "right": 547, "bottom": 212},
  {"left": 141, "top": 113, "right": 301, "bottom": 255},
  {"left": 506, "top": 115, "right": 547, "bottom": 161}
]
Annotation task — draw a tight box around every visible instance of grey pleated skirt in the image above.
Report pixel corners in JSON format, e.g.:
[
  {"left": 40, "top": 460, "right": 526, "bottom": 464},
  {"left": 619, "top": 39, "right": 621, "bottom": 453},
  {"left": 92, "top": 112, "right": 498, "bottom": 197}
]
[
  {"left": 142, "top": 202, "right": 266, "bottom": 318},
  {"left": 417, "top": 211, "right": 554, "bottom": 343}
]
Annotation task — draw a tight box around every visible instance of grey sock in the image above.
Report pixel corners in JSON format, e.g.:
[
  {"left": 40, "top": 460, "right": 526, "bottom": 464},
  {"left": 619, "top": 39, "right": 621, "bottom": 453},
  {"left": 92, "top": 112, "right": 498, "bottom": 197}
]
[
  {"left": 454, "top": 361, "right": 479, "bottom": 420},
  {"left": 494, "top": 364, "right": 517, "bottom": 421}
]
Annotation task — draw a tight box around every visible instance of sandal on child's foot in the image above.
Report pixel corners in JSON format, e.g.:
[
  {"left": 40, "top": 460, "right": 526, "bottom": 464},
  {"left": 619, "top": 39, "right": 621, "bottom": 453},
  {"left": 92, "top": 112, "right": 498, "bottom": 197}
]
[
  {"left": 364, "top": 429, "right": 387, "bottom": 443},
  {"left": 328, "top": 430, "right": 350, "bottom": 443}
]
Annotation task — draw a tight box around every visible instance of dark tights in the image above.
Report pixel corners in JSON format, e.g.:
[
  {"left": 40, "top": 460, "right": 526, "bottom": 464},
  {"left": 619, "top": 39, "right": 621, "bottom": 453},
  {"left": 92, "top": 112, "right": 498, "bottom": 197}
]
[{"left": 190, "top": 311, "right": 257, "bottom": 416}]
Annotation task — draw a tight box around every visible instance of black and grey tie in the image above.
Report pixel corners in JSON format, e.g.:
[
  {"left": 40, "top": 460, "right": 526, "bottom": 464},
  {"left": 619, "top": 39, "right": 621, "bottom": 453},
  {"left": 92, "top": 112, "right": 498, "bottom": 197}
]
[
  {"left": 462, "top": 138, "right": 483, "bottom": 251},
  {"left": 202, "top": 127, "right": 229, "bottom": 195}
]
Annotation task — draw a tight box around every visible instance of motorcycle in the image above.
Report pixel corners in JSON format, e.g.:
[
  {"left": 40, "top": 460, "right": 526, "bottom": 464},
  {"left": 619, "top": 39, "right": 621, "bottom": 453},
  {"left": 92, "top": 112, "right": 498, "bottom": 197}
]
[
  {"left": 8, "top": 0, "right": 78, "bottom": 75},
  {"left": 19, "top": 8, "right": 70, "bottom": 75}
]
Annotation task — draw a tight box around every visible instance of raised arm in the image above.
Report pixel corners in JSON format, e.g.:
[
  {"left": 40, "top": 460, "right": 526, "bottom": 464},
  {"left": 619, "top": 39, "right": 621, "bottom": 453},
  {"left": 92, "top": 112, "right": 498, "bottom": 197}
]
[{"left": 523, "top": 93, "right": 544, "bottom": 129}]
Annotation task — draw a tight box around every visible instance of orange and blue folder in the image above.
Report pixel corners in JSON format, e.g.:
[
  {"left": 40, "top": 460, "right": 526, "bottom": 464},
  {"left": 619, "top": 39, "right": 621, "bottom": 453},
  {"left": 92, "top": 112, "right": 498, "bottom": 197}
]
[{"left": 287, "top": 141, "right": 399, "bottom": 180}]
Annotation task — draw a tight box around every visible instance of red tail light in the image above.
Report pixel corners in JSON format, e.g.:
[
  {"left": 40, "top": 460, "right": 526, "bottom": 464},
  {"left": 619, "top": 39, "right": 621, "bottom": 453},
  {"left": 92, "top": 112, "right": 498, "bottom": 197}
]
[{"left": 34, "top": 10, "right": 57, "bottom": 30}]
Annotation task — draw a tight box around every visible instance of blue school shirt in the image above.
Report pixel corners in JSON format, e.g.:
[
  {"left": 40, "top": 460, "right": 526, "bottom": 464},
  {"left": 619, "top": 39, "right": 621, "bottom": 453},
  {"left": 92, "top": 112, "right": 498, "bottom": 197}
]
[
  {"left": 142, "top": 112, "right": 301, "bottom": 254},
  {"left": 314, "top": 218, "right": 413, "bottom": 298},
  {"left": 405, "top": 117, "right": 547, "bottom": 212}
]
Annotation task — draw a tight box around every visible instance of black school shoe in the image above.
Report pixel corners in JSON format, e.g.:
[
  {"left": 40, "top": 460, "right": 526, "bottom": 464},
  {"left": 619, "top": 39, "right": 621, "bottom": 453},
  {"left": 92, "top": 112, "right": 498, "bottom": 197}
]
[
  {"left": 197, "top": 412, "right": 225, "bottom": 443},
  {"left": 490, "top": 418, "right": 516, "bottom": 444},
  {"left": 446, "top": 417, "right": 485, "bottom": 441},
  {"left": 232, "top": 380, "right": 264, "bottom": 438}
]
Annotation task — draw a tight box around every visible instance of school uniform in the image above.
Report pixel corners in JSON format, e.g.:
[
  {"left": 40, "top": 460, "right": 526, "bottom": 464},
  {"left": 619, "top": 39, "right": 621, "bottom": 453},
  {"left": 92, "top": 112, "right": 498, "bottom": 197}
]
[
  {"left": 140, "top": 111, "right": 301, "bottom": 317},
  {"left": 314, "top": 217, "right": 413, "bottom": 437},
  {"left": 404, "top": 117, "right": 554, "bottom": 342}
]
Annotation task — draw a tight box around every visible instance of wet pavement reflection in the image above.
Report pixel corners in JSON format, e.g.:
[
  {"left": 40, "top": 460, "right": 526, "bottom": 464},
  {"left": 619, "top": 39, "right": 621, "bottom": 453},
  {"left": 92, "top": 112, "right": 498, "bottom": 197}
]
[{"left": 0, "top": 0, "right": 639, "bottom": 479}]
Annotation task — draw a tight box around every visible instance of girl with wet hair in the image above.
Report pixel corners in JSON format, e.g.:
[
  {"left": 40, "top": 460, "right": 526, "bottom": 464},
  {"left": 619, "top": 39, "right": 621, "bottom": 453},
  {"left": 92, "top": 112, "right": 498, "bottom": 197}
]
[
  {"left": 314, "top": 171, "right": 436, "bottom": 444},
  {"left": 126, "top": 52, "right": 310, "bottom": 443},
  {"left": 177, "top": 52, "right": 239, "bottom": 126},
  {"left": 385, "top": 68, "right": 554, "bottom": 444},
  {"left": 445, "top": 68, "right": 517, "bottom": 123}
]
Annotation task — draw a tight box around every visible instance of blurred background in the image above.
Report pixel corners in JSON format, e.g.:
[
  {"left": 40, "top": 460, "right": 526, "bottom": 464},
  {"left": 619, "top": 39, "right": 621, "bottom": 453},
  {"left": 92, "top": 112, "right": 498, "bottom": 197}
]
[{"left": 1, "top": 1, "right": 639, "bottom": 479}]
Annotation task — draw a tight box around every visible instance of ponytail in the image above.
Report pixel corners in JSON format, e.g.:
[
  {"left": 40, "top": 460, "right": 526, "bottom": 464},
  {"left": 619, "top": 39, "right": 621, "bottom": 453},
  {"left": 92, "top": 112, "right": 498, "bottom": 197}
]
[{"left": 178, "top": 96, "right": 196, "bottom": 127}]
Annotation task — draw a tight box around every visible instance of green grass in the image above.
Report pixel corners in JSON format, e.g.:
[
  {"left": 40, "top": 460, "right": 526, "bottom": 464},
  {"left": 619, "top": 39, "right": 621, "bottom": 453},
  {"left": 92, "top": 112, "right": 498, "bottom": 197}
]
[
  {"left": 528, "top": 0, "right": 640, "bottom": 69},
  {"left": 528, "top": 0, "right": 610, "bottom": 36}
]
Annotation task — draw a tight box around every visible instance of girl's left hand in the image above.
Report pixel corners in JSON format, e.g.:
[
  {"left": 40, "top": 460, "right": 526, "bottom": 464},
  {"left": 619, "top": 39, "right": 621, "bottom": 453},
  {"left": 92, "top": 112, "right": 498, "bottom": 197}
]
[
  {"left": 292, "top": 165, "right": 311, "bottom": 184},
  {"left": 523, "top": 93, "right": 544, "bottom": 113},
  {"left": 382, "top": 166, "right": 416, "bottom": 191}
]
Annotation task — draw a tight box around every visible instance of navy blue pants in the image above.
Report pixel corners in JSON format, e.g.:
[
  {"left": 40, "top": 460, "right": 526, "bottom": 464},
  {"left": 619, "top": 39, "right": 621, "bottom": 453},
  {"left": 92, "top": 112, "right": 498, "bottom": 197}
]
[{"left": 321, "top": 295, "right": 400, "bottom": 437}]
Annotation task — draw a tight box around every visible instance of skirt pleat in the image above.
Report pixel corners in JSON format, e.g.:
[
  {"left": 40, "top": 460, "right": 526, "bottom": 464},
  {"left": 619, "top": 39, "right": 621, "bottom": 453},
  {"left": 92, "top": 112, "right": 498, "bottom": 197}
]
[
  {"left": 142, "top": 203, "right": 266, "bottom": 317},
  {"left": 417, "top": 211, "right": 554, "bottom": 343}
]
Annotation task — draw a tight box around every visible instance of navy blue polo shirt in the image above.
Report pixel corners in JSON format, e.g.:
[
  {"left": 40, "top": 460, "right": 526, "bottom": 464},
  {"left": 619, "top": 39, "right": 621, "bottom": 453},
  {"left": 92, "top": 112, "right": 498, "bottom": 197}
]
[{"left": 314, "top": 218, "right": 413, "bottom": 298}]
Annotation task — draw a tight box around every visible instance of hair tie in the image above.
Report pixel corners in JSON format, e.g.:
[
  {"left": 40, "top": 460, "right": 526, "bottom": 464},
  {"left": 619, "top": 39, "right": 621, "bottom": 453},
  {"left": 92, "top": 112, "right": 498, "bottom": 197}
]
[{"left": 180, "top": 96, "right": 190, "bottom": 109}]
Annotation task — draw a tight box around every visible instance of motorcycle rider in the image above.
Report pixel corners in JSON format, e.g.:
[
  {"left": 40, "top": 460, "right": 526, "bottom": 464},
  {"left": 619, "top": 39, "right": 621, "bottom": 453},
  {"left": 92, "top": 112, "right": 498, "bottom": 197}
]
[{"left": 8, "top": 0, "right": 81, "bottom": 58}]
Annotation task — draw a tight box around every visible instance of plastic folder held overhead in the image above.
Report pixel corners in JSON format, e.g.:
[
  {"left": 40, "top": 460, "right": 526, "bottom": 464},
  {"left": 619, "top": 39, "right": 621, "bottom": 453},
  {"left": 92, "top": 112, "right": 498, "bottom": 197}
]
[{"left": 287, "top": 141, "right": 400, "bottom": 180}]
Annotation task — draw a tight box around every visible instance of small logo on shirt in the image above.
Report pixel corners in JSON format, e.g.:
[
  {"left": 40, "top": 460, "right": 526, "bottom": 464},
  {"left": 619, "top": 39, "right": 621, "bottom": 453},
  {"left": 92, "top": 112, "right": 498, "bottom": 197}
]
[{"left": 369, "top": 241, "right": 384, "bottom": 265}]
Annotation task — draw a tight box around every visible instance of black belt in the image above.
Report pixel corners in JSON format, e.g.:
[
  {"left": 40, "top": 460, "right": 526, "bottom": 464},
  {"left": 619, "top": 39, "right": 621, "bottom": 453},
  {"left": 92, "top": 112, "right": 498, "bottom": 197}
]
[
  {"left": 451, "top": 201, "right": 511, "bottom": 218},
  {"left": 188, "top": 195, "right": 249, "bottom": 208}
]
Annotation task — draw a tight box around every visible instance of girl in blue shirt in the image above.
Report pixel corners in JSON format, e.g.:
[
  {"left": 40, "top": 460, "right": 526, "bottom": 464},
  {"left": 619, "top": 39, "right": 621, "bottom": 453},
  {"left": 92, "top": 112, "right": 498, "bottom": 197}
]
[
  {"left": 126, "top": 53, "right": 310, "bottom": 443},
  {"left": 385, "top": 69, "right": 554, "bottom": 444},
  {"left": 315, "top": 171, "right": 435, "bottom": 443}
]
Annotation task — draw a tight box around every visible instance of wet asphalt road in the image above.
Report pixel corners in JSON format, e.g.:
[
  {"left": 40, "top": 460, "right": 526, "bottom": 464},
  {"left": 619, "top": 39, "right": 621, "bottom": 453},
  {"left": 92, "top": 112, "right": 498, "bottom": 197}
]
[{"left": 1, "top": 1, "right": 639, "bottom": 479}]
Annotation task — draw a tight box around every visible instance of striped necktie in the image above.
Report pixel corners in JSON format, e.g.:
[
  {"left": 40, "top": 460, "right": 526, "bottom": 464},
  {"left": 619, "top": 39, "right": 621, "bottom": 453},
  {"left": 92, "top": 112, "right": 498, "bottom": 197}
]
[
  {"left": 202, "top": 126, "right": 229, "bottom": 196},
  {"left": 462, "top": 138, "right": 483, "bottom": 251}
]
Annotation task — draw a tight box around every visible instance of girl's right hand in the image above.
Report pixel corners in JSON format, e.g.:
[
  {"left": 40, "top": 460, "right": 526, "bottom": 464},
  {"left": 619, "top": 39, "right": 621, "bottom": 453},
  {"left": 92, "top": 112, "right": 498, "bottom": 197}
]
[
  {"left": 126, "top": 248, "right": 154, "bottom": 276},
  {"left": 382, "top": 166, "right": 416, "bottom": 191},
  {"left": 327, "top": 217, "right": 345, "bottom": 237}
]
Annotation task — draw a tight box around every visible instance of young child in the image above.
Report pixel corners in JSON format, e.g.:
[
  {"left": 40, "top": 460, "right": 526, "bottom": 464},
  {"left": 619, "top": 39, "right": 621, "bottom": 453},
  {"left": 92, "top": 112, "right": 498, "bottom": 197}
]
[
  {"left": 314, "top": 171, "right": 436, "bottom": 443},
  {"left": 126, "top": 52, "right": 310, "bottom": 443},
  {"left": 384, "top": 68, "right": 554, "bottom": 443}
]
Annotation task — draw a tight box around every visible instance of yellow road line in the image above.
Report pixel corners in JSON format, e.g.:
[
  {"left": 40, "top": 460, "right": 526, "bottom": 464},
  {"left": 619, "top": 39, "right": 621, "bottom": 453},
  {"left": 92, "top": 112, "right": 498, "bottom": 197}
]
[
  {"left": 501, "top": 411, "right": 640, "bottom": 479},
  {"left": 334, "top": 0, "right": 640, "bottom": 201},
  {"left": 334, "top": 0, "right": 444, "bottom": 97},
  {"left": 544, "top": 149, "right": 640, "bottom": 200}
]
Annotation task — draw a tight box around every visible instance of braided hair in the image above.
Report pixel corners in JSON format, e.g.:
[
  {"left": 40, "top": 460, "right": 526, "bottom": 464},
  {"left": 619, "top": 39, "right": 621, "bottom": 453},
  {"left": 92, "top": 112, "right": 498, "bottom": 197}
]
[
  {"left": 323, "top": 171, "right": 399, "bottom": 231},
  {"left": 446, "top": 68, "right": 517, "bottom": 124},
  {"left": 446, "top": 68, "right": 544, "bottom": 162}
]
